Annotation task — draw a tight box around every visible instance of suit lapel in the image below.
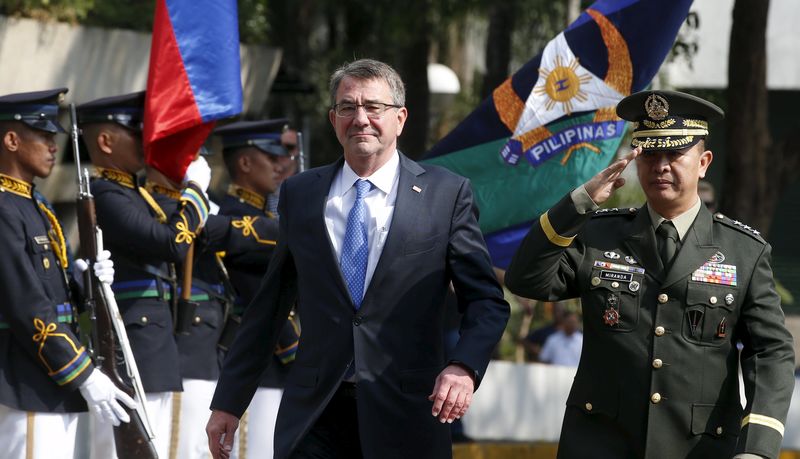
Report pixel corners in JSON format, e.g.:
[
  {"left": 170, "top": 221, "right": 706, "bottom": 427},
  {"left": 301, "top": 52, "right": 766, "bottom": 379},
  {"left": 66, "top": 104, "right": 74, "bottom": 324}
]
[
  {"left": 360, "top": 154, "right": 426, "bottom": 311},
  {"left": 661, "top": 205, "right": 718, "bottom": 289},
  {"left": 623, "top": 206, "right": 665, "bottom": 283},
  {"left": 307, "top": 158, "right": 353, "bottom": 304}
]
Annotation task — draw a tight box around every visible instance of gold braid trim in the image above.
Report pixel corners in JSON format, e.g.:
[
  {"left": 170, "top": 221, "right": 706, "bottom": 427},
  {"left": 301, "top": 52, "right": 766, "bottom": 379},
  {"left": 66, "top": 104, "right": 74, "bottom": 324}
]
[
  {"left": 37, "top": 202, "right": 68, "bottom": 269},
  {"left": 232, "top": 216, "right": 277, "bottom": 245},
  {"left": 227, "top": 184, "right": 266, "bottom": 211},
  {"left": 540, "top": 212, "right": 575, "bottom": 247},
  {"left": 146, "top": 181, "right": 182, "bottom": 201},
  {"left": 0, "top": 173, "right": 33, "bottom": 198},
  {"left": 32, "top": 318, "right": 82, "bottom": 373},
  {"left": 138, "top": 188, "right": 168, "bottom": 223},
  {"left": 93, "top": 167, "right": 135, "bottom": 189}
]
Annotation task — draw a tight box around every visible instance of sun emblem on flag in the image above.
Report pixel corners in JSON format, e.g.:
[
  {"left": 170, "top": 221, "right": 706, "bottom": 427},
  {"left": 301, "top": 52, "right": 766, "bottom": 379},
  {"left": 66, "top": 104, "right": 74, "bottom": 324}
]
[{"left": 533, "top": 55, "right": 593, "bottom": 115}]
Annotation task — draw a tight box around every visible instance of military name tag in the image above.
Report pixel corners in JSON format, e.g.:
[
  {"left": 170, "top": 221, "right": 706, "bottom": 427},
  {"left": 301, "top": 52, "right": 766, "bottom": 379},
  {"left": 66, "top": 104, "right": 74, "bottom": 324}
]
[
  {"left": 34, "top": 235, "right": 49, "bottom": 245},
  {"left": 691, "top": 262, "right": 737, "bottom": 286},
  {"left": 594, "top": 260, "right": 645, "bottom": 275},
  {"left": 600, "top": 270, "right": 633, "bottom": 282}
]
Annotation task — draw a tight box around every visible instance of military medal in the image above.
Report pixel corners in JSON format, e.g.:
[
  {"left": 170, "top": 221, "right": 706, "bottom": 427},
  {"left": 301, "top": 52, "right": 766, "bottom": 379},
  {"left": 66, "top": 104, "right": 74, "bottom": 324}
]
[
  {"left": 603, "top": 293, "right": 620, "bottom": 326},
  {"left": 716, "top": 317, "right": 727, "bottom": 338}
]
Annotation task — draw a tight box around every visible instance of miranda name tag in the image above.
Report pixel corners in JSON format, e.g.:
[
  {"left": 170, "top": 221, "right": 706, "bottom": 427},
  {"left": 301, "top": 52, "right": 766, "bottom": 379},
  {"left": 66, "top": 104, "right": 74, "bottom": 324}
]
[
  {"left": 600, "top": 270, "right": 633, "bottom": 282},
  {"left": 692, "top": 262, "right": 737, "bottom": 286}
]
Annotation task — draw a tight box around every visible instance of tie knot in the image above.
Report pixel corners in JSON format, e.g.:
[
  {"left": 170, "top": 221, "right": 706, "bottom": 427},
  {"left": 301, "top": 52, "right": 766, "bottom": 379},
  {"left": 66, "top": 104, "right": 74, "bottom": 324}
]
[
  {"left": 354, "top": 179, "right": 372, "bottom": 199},
  {"left": 658, "top": 221, "right": 679, "bottom": 241}
]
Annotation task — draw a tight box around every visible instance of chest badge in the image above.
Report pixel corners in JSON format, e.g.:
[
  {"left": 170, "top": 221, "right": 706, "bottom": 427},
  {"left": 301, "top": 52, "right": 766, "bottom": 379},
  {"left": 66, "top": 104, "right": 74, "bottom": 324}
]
[
  {"left": 604, "top": 251, "right": 620, "bottom": 260},
  {"left": 624, "top": 255, "right": 638, "bottom": 265},
  {"left": 708, "top": 251, "right": 725, "bottom": 263},
  {"left": 603, "top": 293, "right": 620, "bottom": 326}
]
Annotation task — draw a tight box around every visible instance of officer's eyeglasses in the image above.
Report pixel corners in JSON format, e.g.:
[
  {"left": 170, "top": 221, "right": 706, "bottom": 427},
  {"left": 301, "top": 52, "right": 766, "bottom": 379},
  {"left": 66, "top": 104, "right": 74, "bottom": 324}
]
[{"left": 332, "top": 102, "right": 401, "bottom": 119}]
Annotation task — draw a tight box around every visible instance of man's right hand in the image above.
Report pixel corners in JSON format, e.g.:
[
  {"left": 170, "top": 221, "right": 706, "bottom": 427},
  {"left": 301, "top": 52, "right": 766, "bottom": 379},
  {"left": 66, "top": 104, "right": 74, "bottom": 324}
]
[
  {"left": 206, "top": 410, "right": 240, "bottom": 459},
  {"left": 583, "top": 146, "right": 640, "bottom": 205}
]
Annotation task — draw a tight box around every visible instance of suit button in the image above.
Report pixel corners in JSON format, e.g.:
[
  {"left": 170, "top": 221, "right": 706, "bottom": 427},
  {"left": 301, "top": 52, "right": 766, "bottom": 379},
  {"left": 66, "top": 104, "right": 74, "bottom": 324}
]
[
  {"left": 611, "top": 281, "right": 620, "bottom": 288},
  {"left": 591, "top": 277, "right": 601, "bottom": 286},
  {"left": 709, "top": 296, "right": 718, "bottom": 304},
  {"left": 657, "top": 293, "right": 669, "bottom": 304},
  {"left": 650, "top": 393, "right": 662, "bottom": 404},
  {"left": 715, "top": 426, "right": 723, "bottom": 435},
  {"left": 652, "top": 359, "right": 663, "bottom": 369},
  {"left": 654, "top": 326, "right": 665, "bottom": 336},
  {"left": 140, "top": 316, "right": 148, "bottom": 324},
  {"left": 353, "top": 316, "right": 362, "bottom": 326},
  {"left": 585, "top": 402, "right": 593, "bottom": 411},
  {"left": 194, "top": 316, "right": 202, "bottom": 324}
]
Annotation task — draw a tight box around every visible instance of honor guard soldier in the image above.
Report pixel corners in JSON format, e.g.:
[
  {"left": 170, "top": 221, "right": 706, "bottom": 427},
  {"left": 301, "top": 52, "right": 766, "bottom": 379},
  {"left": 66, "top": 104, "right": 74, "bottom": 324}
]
[
  {"left": 505, "top": 90, "right": 795, "bottom": 459},
  {"left": 0, "top": 89, "right": 135, "bottom": 459},
  {"left": 77, "top": 91, "right": 211, "bottom": 458},
  {"left": 215, "top": 120, "right": 300, "bottom": 459},
  {"left": 142, "top": 148, "right": 279, "bottom": 459}
]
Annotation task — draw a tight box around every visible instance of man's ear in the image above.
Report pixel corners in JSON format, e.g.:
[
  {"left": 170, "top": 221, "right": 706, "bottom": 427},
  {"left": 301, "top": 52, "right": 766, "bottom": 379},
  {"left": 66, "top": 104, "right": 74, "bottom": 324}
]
[
  {"left": 3, "top": 130, "right": 20, "bottom": 152},
  {"left": 237, "top": 152, "right": 251, "bottom": 174},
  {"left": 698, "top": 148, "right": 713, "bottom": 179},
  {"left": 96, "top": 130, "right": 115, "bottom": 155}
]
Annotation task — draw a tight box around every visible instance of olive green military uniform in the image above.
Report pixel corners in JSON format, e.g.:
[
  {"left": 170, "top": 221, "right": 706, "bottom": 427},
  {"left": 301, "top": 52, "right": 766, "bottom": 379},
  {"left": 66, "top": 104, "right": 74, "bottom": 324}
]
[{"left": 505, "top": 188, "right": 795, "bottom": 459}]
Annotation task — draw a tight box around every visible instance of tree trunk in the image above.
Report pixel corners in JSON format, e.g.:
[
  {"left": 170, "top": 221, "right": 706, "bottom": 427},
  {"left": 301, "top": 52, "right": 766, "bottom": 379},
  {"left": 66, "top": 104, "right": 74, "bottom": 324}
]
[
  {"left": 396, "top": 1, "right": 431, "bottom": 159},
  {"left": 721, "top": 0, "right": 773, "bottom": 234},
  {"left": 481, "top": 1, "right": 517, "bottom": 100}
]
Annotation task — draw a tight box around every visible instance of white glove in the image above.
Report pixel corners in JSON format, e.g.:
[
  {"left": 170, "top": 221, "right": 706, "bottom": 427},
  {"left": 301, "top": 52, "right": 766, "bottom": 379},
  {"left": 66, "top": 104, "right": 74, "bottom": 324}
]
[
  {"left": 79, "top": 368, "right": 137, "bottom": 426},
  {"left": 73, "top": 250, "right": 115, "bottom": 286},
  {"left": 183, "top": 156, "right": 212, "bottom": 193}
]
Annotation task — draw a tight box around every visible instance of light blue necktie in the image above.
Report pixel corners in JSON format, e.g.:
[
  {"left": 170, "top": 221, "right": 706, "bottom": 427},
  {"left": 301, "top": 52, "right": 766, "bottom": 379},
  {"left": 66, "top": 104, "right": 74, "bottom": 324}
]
[{"left": 340, "top": 179, "right": 372, "bottom": 309}]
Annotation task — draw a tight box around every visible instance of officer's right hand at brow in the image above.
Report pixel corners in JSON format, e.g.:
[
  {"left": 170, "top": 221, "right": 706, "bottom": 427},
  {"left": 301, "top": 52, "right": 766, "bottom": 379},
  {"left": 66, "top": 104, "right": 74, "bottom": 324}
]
[{"left": 583, "top": 146, "right": 641, "bottom": 205}]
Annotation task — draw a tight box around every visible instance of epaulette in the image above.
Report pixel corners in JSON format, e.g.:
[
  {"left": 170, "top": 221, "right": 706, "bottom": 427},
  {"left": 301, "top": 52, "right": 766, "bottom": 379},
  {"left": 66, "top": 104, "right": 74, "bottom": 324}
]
[
  {"left": 591, "top": 207, "right": 639, "bottom": 218},
  {"left": 712, "top": 212, "right": 766, "bottom": 244}
]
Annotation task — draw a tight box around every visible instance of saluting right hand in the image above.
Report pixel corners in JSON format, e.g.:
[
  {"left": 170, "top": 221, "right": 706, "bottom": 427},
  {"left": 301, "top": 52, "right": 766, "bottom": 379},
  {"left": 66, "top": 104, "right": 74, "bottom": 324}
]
[{"left": 583, "top": 146, "right": 641, "bottom": 205}]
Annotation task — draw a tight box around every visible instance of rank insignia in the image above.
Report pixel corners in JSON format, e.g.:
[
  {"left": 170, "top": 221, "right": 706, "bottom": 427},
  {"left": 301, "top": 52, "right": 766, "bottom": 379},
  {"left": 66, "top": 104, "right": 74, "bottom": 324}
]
[
  {"left": 624, "top": 256, "right": 638, "bottom": 265},
  {"left": 603, "top": 307, "right": 620, "bottom": 326},
  {"left": 604, "top": 251, "right": 620, "bottom": 260},
  {"left": 708, "top": 251, "right": 725, "bottom": 263},
  {"left": 692, "top": 262, "right": 737, "bottom": 286}
]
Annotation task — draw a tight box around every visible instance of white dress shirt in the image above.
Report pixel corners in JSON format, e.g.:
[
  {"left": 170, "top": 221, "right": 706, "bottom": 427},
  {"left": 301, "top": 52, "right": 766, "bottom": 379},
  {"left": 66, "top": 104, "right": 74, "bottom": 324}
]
[{"left": 325, "top": 152, "right": 400, "bottom": 300}]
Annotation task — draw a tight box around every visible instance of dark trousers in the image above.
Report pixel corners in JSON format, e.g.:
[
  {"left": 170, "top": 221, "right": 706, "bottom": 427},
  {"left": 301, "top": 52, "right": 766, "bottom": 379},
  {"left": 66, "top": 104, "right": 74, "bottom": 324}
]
[{"left": 290, "top": 382, "right": 363, "bottom": 459}]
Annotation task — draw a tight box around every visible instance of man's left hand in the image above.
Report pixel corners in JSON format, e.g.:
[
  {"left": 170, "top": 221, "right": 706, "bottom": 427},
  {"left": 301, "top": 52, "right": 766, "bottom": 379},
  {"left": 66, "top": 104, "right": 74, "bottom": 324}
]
[{"left": 428, "top": 364, "right": 475, "bottom": 424}]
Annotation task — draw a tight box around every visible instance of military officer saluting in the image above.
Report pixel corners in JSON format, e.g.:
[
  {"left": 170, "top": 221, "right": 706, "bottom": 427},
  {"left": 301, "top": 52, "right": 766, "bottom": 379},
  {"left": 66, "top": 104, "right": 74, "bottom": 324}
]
[
  {"left": 505, "top": 90, "right": 795, "bottom": 459},
  {"left": 0, "top": 89, "right": 135, "bottom": 459},
  {"left": 215, "top": 119, "right": 299, "bottom": 459},
  {"left": 78, "top": 91, "right": 211, "bottom": 458}
]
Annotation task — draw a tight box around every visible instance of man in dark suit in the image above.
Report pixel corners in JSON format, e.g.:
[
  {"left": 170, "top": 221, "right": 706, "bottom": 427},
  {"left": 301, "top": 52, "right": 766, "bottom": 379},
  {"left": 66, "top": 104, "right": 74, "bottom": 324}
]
[
  {"left": 505, "top": 90, "right": 795, "bottom": 459},
  {"left": 206, "top": 59, "right": 510, "bottom": 459}
]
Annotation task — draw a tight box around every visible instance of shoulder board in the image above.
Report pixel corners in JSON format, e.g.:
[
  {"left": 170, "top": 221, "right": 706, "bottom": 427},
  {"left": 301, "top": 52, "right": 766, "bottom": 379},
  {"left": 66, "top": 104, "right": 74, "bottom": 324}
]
[
  {"left": 712, "top": 213, "right": 766, "bottom": 244},
  {"left": 591, "top": 207, "right": 639, "bottom": 218}
]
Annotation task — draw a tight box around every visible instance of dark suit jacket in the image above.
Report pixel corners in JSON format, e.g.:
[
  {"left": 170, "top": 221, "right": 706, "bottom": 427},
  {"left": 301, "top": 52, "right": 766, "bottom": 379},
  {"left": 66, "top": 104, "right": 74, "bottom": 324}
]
[
  {"left": 211, "top": 153, "right": 509, "bottom": 458},
  {"left": 505, "top": 194, "right": 795, "bottom": 459}
]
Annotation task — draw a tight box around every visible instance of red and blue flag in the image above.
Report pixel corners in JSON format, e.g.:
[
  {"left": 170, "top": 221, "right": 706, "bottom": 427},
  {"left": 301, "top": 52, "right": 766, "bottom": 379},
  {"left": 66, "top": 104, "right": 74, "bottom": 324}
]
[
  {"left": 144, "top": 0, "right": 243, "bottom": 183},
  {"left": 424, "top": 0, "right": 693, "bottom": 268}
]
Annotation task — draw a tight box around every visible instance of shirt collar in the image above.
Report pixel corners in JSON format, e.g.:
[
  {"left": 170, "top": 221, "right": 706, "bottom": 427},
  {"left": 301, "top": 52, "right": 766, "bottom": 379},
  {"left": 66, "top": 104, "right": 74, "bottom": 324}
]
[
  {"left": 648, "top": 197, "right": 702, "bottom": 241},
  {"left": 340, "top": 150, "right": 400, "bottom": 196}
]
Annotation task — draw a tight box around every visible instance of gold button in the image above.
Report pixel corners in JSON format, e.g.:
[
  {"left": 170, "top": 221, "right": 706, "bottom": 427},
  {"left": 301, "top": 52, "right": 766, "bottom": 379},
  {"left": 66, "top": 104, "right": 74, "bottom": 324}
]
[
  {"left": 652, "top": 359, "right": 663, "bottom": 369},
  {"left": 43, "top": 258, "right": 50, "bottom": 269},
  {"left": 715, "top": 426, "right": 723, "bottom": 435},
  {"left": 140, "top": 316, "right": 148, "bottom": 324},
  {"left": 591, "top": 277, "right": 601, "bottom": 286},
  {"left": 657, "top": 293, "right": 668, "bottom": 304},
  {"left": 44, "top": 244, "right": 49, "bottom": 250},
  {"left": 650, "top": 393, "right": 662, "bottom": 404},
  {"left": 194, "top": 316, "right": 202, "bottom": 324},
  {"left": 585, "top": 403, "right": 593, "bottom": 411},
  {"left": 611, "top": 281, "right": 620, "bottom": 288},
  {"left": 655, "top": 326, "right": 665, "bottom": 336}
]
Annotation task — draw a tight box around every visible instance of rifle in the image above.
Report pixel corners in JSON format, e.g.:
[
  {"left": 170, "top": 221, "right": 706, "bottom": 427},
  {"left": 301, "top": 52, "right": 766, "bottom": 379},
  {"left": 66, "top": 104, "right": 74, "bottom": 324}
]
[
  {"left": 296, "top": 131, "right": 306, "bottom": 173},
  {"left": 70, "top": 104, "right": 159, "bottom": 459}
]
